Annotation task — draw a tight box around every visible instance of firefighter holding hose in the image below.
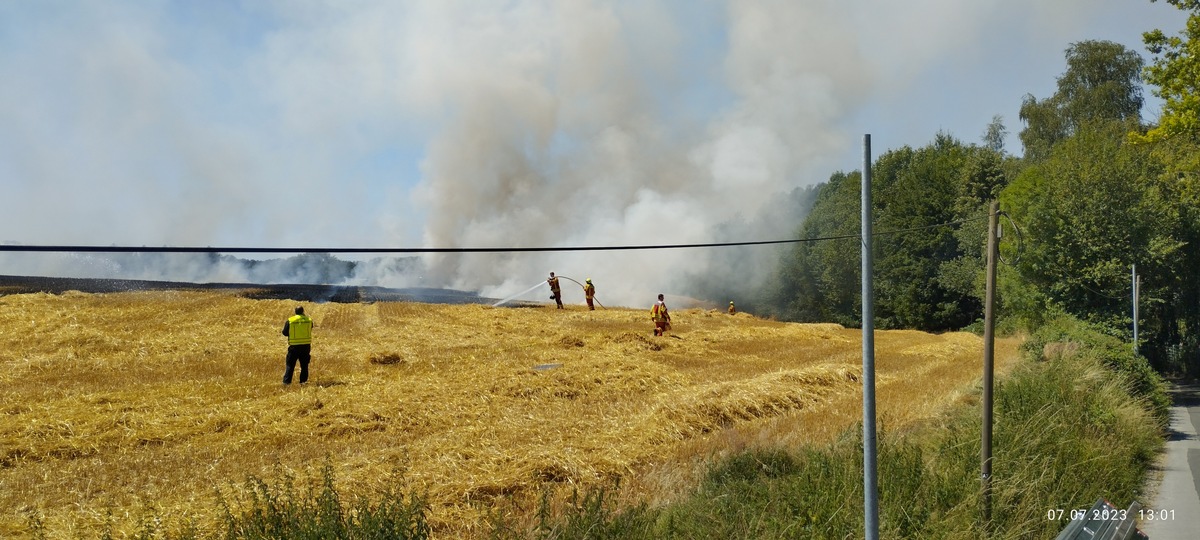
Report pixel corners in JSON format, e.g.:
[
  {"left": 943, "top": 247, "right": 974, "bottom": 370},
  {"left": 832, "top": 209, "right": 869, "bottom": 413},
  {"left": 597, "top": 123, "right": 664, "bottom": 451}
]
[
  {"left": 584, "top": 278, "right": 596, "bottom": 310},
  {"left": 548, "top": 271, "right": 564, "bottom": 309}
]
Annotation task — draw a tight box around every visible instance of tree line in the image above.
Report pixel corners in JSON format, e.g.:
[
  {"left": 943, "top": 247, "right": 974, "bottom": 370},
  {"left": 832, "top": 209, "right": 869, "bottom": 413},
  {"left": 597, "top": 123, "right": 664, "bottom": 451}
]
[{"left": 729, "top": 2, "right": 1200, "bottom": 375}]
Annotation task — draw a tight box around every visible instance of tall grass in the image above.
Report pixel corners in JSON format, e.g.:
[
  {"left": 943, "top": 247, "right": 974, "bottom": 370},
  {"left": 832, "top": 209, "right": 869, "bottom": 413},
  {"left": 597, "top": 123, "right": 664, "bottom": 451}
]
[
  {"left": 489, "top": 315, "right": 1166, "bottom": 539},
  {"left": 1017, "top": 315, "right": 1169, "bottom": 426},
  {"left": 27, "top": 460, "right": 430, "bottom": 540},
  {"left": 212, "top": 460, "right": 429, "bottom": 540}
]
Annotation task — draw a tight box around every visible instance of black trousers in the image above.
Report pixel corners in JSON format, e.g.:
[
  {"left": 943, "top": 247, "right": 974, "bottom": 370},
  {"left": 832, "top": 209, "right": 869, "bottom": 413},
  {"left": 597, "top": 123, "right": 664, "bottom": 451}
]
[{"left": 283, "top": 344, "right": 311, "bottom": 384}]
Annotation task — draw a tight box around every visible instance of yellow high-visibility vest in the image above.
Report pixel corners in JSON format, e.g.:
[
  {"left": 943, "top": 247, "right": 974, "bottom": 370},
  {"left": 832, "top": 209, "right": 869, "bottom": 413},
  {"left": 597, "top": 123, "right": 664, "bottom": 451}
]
[
  {"left": 287, "top": 314, "right": 313, "bottom": 345},
  {"left": 651, "top": 302, "right": 668, "bottom": 322}
]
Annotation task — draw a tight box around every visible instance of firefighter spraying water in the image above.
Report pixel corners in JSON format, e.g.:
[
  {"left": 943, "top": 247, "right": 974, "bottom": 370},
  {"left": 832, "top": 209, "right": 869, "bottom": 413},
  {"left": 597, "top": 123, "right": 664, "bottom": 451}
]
[
  {"left": 487, "top": 272, "right": 604, "bottom": 309},
  {"left": 491, "top": 272, "right": 604, "bottom": 309},
  {"left": 547, "top": 272, "right": 563, "bottom": 309}
]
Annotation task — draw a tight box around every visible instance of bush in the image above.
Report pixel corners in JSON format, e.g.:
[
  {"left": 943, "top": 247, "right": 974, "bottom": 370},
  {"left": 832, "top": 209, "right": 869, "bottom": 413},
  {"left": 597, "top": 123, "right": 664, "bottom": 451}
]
[
  {"left": 212, "top": 460, "right": 429, "bottom": 540},
  {"left": 487, "top": 484, "right": 656, "bottom": 540},
  {"left": 1020, "top": 315, "right": 1170, "bottom": 426}
]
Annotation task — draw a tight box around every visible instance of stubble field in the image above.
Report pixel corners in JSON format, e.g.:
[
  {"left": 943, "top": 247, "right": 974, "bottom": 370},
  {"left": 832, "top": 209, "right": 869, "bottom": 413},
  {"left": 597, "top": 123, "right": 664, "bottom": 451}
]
[{"left": 0, "top": 289, "right": 1019, "bottom": 538}]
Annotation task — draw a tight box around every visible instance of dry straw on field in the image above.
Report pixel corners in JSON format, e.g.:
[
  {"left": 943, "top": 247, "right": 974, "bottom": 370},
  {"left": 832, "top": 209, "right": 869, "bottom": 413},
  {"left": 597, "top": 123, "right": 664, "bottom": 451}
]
[{"left": 0, "top": 290, "right": 1019, "bottom": 538}]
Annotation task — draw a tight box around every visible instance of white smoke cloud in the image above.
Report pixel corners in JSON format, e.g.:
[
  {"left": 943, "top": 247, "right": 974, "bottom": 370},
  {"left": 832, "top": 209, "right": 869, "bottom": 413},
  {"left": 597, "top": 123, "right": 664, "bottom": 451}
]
[
  {"left": 406, "top": 0, "right": 872, "bottom": 307},
  {"left": 0, "top": 0, "right": 1186, "bottom": 307}
]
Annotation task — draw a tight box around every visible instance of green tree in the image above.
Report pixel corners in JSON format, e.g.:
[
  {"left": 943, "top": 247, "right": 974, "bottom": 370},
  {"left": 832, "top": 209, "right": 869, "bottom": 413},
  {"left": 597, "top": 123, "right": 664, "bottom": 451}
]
[
  {"left": 1134, "top": 1, "right": 1200, "bottom": 373},
  {"left": 1001, "top": 123, "right": 1175, "bottom": 337},
  {"left": 941, "top": 135, "right": 1013, "bottom": 319},
  {"left": 982, "top": 114, "right": 1008, "bottom": 154},
  {"left": 1019, "top": 41, "right": 1144, "bottom": 160},
  {"left": 872, "top": 134, "right": 990, "bottom": 330},
  {"left": 770, "top": 134, "right": 1005, "bottom": 331},
  {"left": 1142, "top": 0, "right": 1200, "bottom": 141},
  {"left": 1137, "top": 137, "right": 1200, "bottom": 373},
  {"left": 770, "top": 171, "right": 863, "bottom": 325}
]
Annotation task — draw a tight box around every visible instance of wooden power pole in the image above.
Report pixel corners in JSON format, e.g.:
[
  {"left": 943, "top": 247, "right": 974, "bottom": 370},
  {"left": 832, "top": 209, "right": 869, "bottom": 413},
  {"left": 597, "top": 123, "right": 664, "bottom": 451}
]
[{"left": 982, "top": 201, "right": 999, "bottom": 529}]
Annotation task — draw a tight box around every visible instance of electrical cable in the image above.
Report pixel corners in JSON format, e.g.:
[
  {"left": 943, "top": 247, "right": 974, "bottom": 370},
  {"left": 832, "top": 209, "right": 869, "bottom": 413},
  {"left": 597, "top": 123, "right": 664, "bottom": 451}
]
[
  {"left": 0, "top": 216, "right": 987, "bottom": 255},
  {"left": 996, "top": 211, "right": 1023, "bottom": 266}
]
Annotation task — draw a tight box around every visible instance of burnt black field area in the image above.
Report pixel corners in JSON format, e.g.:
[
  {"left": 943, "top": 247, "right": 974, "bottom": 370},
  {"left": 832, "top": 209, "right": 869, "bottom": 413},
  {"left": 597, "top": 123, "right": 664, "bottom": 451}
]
[{"left": 0, "top": 274, "right": 525, "bottom": 305}]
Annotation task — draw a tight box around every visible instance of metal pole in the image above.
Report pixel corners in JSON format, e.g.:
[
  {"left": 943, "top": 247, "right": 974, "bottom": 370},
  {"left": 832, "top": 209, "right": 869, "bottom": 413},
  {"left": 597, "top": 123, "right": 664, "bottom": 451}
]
[
  {"left": 1132, "top": 264, "right": 1139, "bottom": 355},
  {"left": 862, "top": 134, "right": 879, "bottom": 540},
  {"left": 982, "top": 201, "right": 999, "bottom": 529}
]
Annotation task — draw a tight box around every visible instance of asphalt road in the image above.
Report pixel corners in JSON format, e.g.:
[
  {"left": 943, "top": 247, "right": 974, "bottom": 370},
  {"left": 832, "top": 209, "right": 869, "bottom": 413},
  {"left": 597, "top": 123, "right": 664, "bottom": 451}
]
[{"left": 1140, "top": 382, "right": 1200, "bottom": 538}]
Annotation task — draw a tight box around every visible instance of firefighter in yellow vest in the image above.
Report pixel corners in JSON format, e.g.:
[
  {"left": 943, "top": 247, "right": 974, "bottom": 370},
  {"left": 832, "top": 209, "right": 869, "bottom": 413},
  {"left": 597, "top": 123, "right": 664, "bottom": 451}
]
[
  {"left": 584, "top": 278, "right": 596, "bottom": 310},
  {"left": 728, "top": 301, "right": 736, "bottom": 315},
  {"left": 651, "top": 293, "right": 671, "bottom": 336},
  {"left": 281, "top": 306, "right": 313, "bottom": 385}
]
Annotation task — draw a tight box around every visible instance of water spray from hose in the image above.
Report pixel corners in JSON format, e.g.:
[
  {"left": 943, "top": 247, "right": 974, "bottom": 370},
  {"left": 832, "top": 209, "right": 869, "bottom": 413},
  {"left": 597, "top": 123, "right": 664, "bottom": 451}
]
[{"left": 491, "top": 281, "right": 547, "bottom": 307}]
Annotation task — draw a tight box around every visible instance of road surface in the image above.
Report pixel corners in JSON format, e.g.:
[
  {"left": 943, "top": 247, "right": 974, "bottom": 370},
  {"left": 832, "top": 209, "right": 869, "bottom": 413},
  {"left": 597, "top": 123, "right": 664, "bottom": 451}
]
[{"left": 1140, "top": 382, "right": 1200, "bottom": 538}]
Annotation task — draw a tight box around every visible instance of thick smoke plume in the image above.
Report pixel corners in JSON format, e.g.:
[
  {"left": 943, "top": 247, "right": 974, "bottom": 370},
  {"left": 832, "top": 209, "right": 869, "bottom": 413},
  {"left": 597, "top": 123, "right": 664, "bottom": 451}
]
[
  {"left": 410, "top": 0, "right": 866, "bottom": 308},
  {"left": 1, "top": 0, "right": 1167, "bottom": 308}
]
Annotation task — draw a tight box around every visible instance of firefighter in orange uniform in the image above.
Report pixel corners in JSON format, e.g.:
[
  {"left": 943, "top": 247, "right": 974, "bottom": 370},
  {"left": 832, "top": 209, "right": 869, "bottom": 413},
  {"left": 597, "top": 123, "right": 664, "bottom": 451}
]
[
  {"left": 548, "top": 272, "right": 563, "bottom": 309},
  {"left": 584, "top": 278, "right": 596, "bottom": 310},
  {"left": 651, "top": 293, "right": 671, "bottom": 336}
]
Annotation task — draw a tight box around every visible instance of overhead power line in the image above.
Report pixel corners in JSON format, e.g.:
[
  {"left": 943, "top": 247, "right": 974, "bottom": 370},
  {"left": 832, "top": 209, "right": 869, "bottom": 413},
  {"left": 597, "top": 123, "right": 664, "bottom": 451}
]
[
  {"left": 0, "top": 238, "right": 838, "bottom": 254},
  {"left": 0, "top": 216, "right": 985, "bottom": 255}
]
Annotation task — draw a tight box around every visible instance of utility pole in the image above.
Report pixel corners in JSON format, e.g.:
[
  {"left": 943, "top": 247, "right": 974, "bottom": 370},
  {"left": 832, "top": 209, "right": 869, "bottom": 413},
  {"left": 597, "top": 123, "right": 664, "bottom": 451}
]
[
  {"left": 1132, "top": 264, "right": 1139, "bottom": 355},
  {"left": 861, "top": 134, "right": 879, "bottom": 540},
  {"left": 982, "top": 201, "right": 999, "bottom": 530}
]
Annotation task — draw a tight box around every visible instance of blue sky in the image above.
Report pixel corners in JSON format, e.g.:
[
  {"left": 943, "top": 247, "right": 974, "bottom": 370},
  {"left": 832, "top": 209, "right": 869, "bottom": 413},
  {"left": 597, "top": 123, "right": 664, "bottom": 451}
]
[{"left": 0, "top": 1, "right": 1190, "bottom": 298}]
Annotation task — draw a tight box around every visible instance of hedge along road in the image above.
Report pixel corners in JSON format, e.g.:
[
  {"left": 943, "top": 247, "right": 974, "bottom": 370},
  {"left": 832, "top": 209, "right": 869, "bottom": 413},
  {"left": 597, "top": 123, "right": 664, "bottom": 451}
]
[{"left": 1141, "top": 382, "right": 1200, "bottom": 537}]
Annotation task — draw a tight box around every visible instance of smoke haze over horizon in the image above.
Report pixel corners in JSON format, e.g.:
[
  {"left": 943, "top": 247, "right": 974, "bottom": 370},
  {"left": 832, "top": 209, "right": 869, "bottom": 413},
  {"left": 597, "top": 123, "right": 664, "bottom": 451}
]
[{"left": 0, "top": 1, "right": 1187, "bottom": 308}]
